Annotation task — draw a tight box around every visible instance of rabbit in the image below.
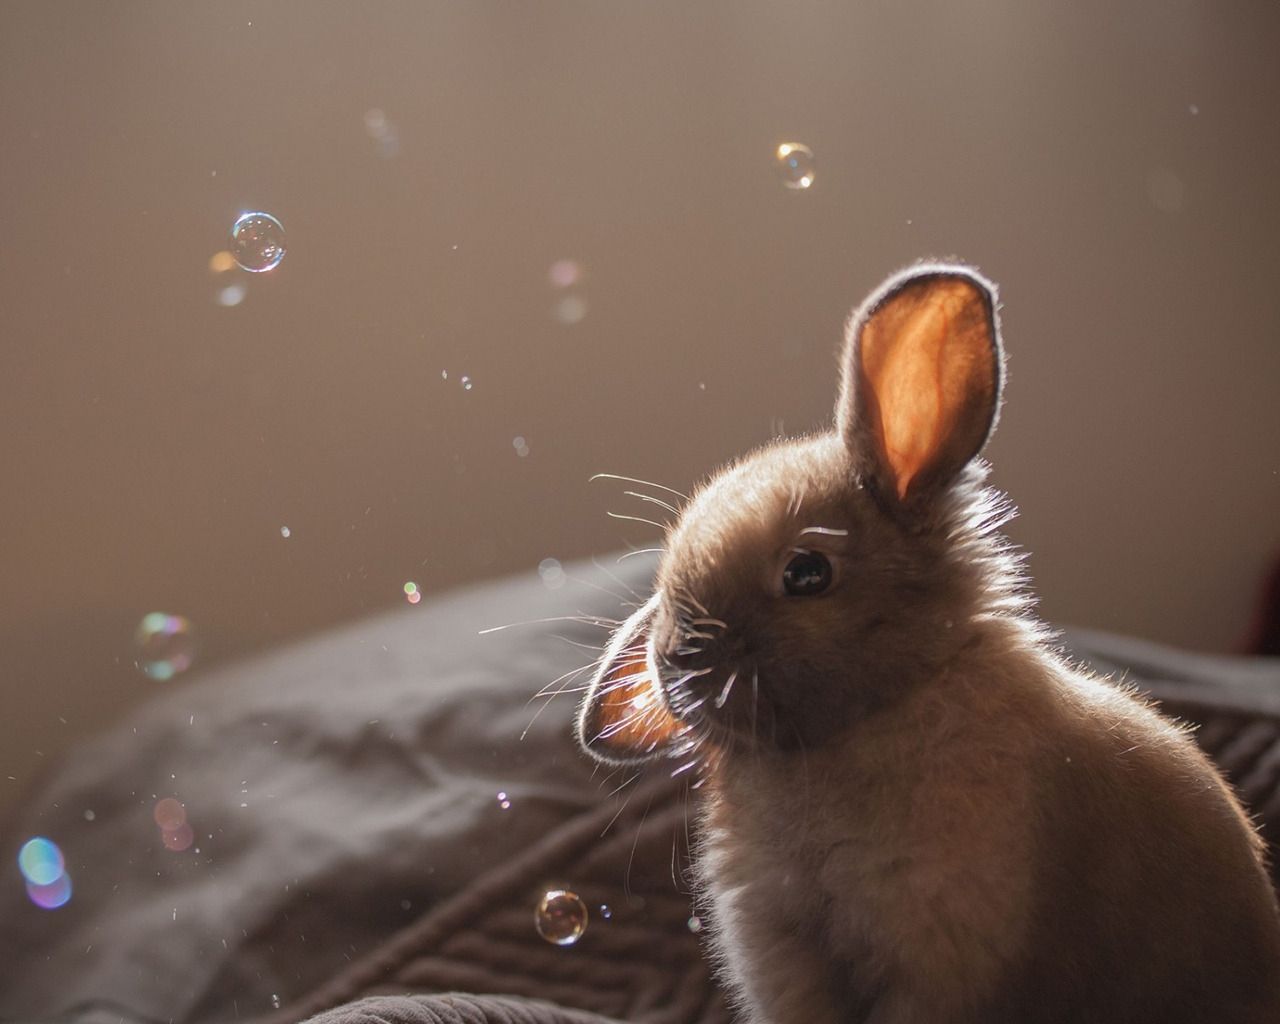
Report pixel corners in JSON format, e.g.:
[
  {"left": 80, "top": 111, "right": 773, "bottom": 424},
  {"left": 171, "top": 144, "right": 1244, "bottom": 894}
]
[{"left": 574, "top": 263, "right": 1280, "bottom": 1023}]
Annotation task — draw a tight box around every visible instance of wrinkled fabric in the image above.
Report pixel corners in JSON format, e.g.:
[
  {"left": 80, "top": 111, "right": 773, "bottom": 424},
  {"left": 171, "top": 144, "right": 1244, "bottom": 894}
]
[{"left": 0, "top": 554, "right": 1275, "bottom": 1024}]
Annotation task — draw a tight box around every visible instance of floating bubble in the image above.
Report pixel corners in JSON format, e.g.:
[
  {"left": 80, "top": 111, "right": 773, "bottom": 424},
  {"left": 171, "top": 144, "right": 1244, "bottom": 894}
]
[
  {"left": 1188, "top": 104, "right": 1199, "bottom": 116},
  {"left": 83, "top": 810, "right": 96, "bottom": 822},
  {"left": 26, "top": 874, "right": 72, "bottom": 910},
  {"left": 18, "top": 837, "right": 65, "bottom": 887},
  {"left": 599, "top": 904, "right": 612, "bottom": 920},
  {"left": 161, "top": 823, "right": 194, "bottom": 852},
  {"left": 363, "top": 108, "right": 400, "bottom": 159},
  {"left": 497, "top": 791, "right": 511, "bottom": 810},
  {"left": 775, "top": 142, "right": 815, "bottom": 190},
  {"left": 535, "top": 889, "right": 588, "bottom": 946},
  {"left": 687, "top": 915, "right": 703, "bottom": 933},
  {"left": 217, "top": 284, "right": 247, "bottom": 307},
  {"left": 548, "top": 259, "right": 582, "bottom": 289},
  {"left": 553, "top": 295, "right": 587, "bottom": 325},
  {"left": 538, "top": 558, "right": 566, "bottom": 590},
  {"left": 513, "top": 436, "right": 530, "bottom": 458},
  {"left": 230, "top": 212, "right": 287, "bottom": 273},
  {"left": 208, "top": 250, "right": 237, "bottom": 274},
  {"left": 270, "top": 994, "right": 281, "bottom": 1010},
  {"left": 403, "top": 581, "right": 422, "bottom": 605},
  {"left": 134, "top": 613, "right": 196, "bottom": 680},
  {"left": 460, "top": 375, "right": 473, "bottom": 391},
  {"left": 153, "top": 798, "right": 186, "bottom": 831},
  {"left": 280, "top": 526, "right": 291, "bottom": 538}
]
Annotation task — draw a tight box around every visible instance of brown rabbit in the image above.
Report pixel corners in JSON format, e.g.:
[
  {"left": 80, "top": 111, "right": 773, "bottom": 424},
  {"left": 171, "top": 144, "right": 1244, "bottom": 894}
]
[{"left": 575, "top": 264, "right": 1280, "bottom": 1023}]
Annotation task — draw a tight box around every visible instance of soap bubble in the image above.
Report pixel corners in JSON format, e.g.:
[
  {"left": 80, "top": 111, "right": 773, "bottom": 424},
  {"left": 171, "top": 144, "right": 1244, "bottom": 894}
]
[
  {"left": 553, "top": 295, "right": 587, "bottom": 325},
  {"left": 217, "top": 284, "right": 247, "bottom": 307},
  {"left": 535, "top": 889, "right": 588, "bottom": 946},
  {"left": 25, "top": 874, "right": 72, "bottom": 910},
  {"left": 548, "top": 259, "right": 582, "bottom": 289},
  {"left": 497, "top": 791, "right": 511, "bottom": 810},
  {"left": 513, "top": 436, "right": 530, "bottom": 458},
  {"left": 280, "top": 526, "right": 291, "bottom": 538},
  {"left": 134, "top": 613, "right": 196, "bottom": 680},
  {"left": 403, "top": 581, "right": 422, "bottom": 605},
  {"left": 538, "top": 558, "right": 566, "bottom": 590},
  {"left": 775, "top": 142, "right": 815, "bottom": 190},
  {"left": 687, "top": 915, "right": 704, "bottom": 933},
  {"left": 599, "top": 904, "right": 612, "bottom": 920},
  {"left": 153, "top": 798, "right": 186, "bottom": 831},
  {"left": 460, "top": 375, "right": 473, "bottom": 391},
  {"left": 18, "top": 837, "right": 65, "bottom": 887},
  {"left": 230, "top": 212, "right": 287, "bottom": 273}
]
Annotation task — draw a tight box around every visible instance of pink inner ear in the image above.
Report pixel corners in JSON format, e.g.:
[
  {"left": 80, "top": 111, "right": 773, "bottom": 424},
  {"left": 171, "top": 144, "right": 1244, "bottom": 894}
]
[{"left": 859, "top": 279, "right": 995, "bottom": 501}]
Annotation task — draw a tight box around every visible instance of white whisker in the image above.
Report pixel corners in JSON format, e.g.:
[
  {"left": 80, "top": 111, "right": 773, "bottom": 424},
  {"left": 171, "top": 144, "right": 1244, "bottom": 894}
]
[{"left": 590, "top": 473, "right": 690, "bottom": 501}]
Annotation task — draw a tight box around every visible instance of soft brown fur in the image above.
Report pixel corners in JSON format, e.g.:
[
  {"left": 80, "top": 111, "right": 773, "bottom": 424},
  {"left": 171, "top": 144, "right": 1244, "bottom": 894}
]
[{"left": 575, "top": 264, "right": 1280, "bottom": 1022}]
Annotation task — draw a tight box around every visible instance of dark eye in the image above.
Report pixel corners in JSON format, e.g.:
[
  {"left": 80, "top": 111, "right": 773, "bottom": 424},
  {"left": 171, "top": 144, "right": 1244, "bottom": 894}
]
[{"left": 782, "top": 551, "right": 832, "bottom": 596}]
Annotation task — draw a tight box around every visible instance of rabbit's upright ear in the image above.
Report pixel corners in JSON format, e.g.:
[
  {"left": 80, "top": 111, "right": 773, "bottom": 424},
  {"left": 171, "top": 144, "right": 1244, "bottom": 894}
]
[
  {"left": 576, "top": 593, "right": 686, "bottom": 765},
  {"left": 837, "top": 264, "right": 1002, "bottom": 511}
]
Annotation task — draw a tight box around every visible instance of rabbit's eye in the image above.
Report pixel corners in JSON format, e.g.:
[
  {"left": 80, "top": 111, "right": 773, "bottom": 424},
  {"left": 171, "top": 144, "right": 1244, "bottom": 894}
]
[{"left": 782, "top": 551, "right": 832, "bottom": 596}]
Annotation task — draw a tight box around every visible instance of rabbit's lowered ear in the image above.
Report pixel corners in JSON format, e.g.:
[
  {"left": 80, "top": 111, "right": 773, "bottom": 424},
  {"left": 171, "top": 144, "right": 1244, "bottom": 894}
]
[
  {"left": 575, "top": 593, "right": 685, "bottom": 765},
  {"left": 838, "top": 264, "right": 1003, "bottom": 511}
]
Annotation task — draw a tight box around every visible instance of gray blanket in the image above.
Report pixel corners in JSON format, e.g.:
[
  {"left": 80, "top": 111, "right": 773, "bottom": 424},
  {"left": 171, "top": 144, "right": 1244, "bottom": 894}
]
[{"left": 1, "top": 555, "right": 1276, "bottom": 1024}]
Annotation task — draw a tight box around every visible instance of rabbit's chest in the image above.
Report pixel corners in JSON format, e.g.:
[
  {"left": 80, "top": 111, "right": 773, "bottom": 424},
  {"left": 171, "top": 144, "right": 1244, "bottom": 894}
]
[{"left": 703, "top": 741, "right": 1038, "bottom": 997}]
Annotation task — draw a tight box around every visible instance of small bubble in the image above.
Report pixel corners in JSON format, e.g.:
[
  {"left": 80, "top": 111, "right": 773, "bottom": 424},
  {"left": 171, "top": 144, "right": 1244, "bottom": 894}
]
[
  {"left": 230, "top": 212, "right": 287, "bottom": 273},
  {"left": 270, "top": 994, "right": 281, "bottom": 1010},
  {"left": 538, "top": 558, "right": 566, "bottom": 590},
  {"left": 280, "top": 526, "right": 291, "bottom": 538},
  {"left": 161, "top": 823, "right": 194, "bottom": 852},
  {"left": 153, "top": 798, "right": 186, "bottom": 831},
  {"left": 1188, "top": 104, "right": 1199, "bottom": 116},
  {"left": 134, "top": 613, "right": 196, "bottom": 680},
  {"left": 535, "top": 889, "right": 588, "bottom": 946},
  {"left": 775, "top": 142, "right": 815, "bottom": 190},
  {"left": 217, "top": 284, "right": 246, "bottom": 307},
  {"left": 403, "top": 581, "right": 422, "bottom": 605},
  {"left": 83, "top": 810, "right": 95, "bottom": 822},
  {"left": 698, "top": 382, "right": 706, "bottom": 391},
  {"left": 460, "top": 375, "right": 473, "bottom": 391},
  {"left": 553, "top": 295, "right": 587, "bottom": 325},
  {"left": 687, "top": 915, "right": 703, "bottom": 933},
  {"left": 18, "top": 837, "right": 64, "bottom": 887},
  {"left": 513, "top": 436, "right": 530, "bottom": 458},
  {"left": 25, "top": 874, "right": 72, "bottom": 910},
  {"left": 599, "top": 904, "right": 612, "bottom": 920},
  {"left": 208, "top": 250, "right": 237, "bottom": 274},
  {"left": 497, "top": 791, "right": 511, "bottom": 810},
  {"left": 441, "top": 370, "right": 449, "bottom": 380},
  {"left": 548, "top": 259, "right": 582, "bottom": 289}
]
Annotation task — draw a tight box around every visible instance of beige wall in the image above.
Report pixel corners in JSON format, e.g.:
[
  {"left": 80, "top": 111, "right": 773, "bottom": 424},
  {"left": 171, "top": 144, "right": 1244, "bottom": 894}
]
[{"left": 3, "top": 1, "right": 1278, "bottom": 812}]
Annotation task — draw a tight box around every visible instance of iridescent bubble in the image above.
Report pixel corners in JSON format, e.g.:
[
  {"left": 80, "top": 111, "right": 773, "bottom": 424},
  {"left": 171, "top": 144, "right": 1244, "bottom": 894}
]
[
  {"left": 280, "top": 526, "right": 291, "bottom": 538},
  {"left": 775, "top": 142, "right": 815, "bottom": 190},
  {"left": 548, "top": 259, "right": 582, "bottom": 289},
  {"left": 403, "top": 581, "right": 422, "bottom": 605},
  {"left": 161, "top": 823, "right": 194, "bottom": 852},
  {"left": 535, "top": 889, "right": 588, "bottom": 946},
  {"left": 230, "top": 212, "right": 287, "bottom": 273},
  {"left": 460, "top": 375, "right": 473, "bottom": 391},
  {"left": 208, "top": 250, "right": 237, "bottom": 274},
  {"left": 153, "top": 798, "right": 186, "bottom": 831},
  {"left": 687, "top": 915, "right": 704, "bottom": 933},
  {"left": 26, "top": 874, "right": 72, "bottom": 910},
  {"left": 538, "top": 558, "right": 566, "bottom": 590},
  {"left": 18, "top": 837, "right": 64, "bottom": 887},
  {"left": 497, "top": 791, "right": 511, "bottom": 810},
  {"left": 217, "top": 284, "right": 246, "bottom": 308},
  {"left": 599, "top": 904, "right": 612, "bottom": 920},
  {"left": 134, "top": 613, "right": 196, "bottom": 680}
]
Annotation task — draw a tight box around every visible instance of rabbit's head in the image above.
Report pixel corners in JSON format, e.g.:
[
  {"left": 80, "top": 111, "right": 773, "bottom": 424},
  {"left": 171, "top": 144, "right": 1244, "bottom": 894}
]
[{"left": 578, "top": 265, "right": 1010, "bottom": 766}]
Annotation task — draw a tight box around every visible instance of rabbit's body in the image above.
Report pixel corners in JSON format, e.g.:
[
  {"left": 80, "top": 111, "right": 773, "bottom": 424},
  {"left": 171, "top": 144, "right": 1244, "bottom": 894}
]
[{"left": 575, "top": 265, "right": 1280, "bottom": 1022}]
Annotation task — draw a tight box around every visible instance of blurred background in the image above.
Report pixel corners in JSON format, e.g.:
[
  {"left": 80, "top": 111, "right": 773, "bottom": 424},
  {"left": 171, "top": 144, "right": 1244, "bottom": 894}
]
[{"left": 2, "top": 0, "right": 1277, "bottom": 815}]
